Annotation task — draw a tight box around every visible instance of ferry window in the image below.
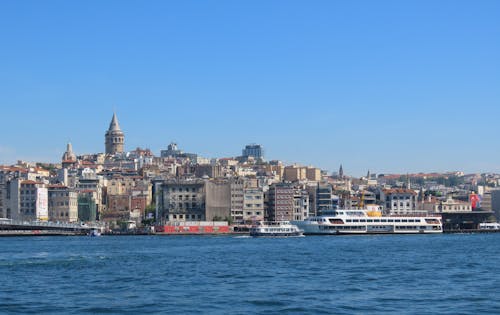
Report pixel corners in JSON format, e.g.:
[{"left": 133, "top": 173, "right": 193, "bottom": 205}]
[
  {"left": 402, "top": 219, "right": 408, "bottom": 222},
  {"left": 353, "top": 219, "right": 359, "bottom": 222},
  {"left": 360, "top": 219, "right": 366, "bottom": 222},
  {"left": 347, "top": 219, "right": 352, "bottom": 222},
  {"left": 367, "top": 219, "right": 373, "bottom": 222},
  {"left": 395, "top": 219, "right": 401, "bottom": 222}
]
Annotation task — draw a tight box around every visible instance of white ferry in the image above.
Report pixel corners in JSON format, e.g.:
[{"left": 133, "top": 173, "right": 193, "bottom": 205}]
[
  {"left": 479, "top": 222, "right": 500, "bottom": 230},
  {"left": 250, "top": 221, "right": 304, "bottom": 237},
  {"left": 292, "top": 209, "right": 442, "bottom": 235}
]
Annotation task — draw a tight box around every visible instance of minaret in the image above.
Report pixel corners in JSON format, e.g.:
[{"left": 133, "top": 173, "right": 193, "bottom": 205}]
[
  {"left": 62, "top": 142, "right": 76, "bottom": 162},
  {"left": 105, "top": 113, "right": 125, "bottom": 155}
]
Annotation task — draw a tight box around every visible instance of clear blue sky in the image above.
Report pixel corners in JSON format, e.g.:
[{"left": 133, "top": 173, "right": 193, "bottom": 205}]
[{"left": 0, "top": 0, "right": 499, "bottom": 176}]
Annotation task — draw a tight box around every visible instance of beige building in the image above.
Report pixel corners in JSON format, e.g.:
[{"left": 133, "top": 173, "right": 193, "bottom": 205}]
[
  {"left": 48, "top": 185, "right": 78, "bottom": 222},
  {"left": 8, "top": 180, "right": 48, "bottom": 221},
  {"left": 230, "top": 177, "right": 244, "bottom": 223},
  {"left": 283, "top": 165, "right": 307, "bottom": 182},
  {"left": 306, "top": 167, "right": 321, "bottom": 181},
  {"left": 423, "top": 197, "right": 472, "bottom": 213},
  {"left": 243, "top": 187, "right": 264, "bottom": 223},
  {"left": 293, "top": 189, "right": 310, "bottom": 220},
  {"left": 264, "top": 162, "right": 284, "bottom": 181},
  {"left": 106, "top": 176, "right": 151, "bottom": 199},
  {"left": 205, "top": 179, "right": 231, "bottom": 221},
  {"left": 380, "top": 188, "right": 418, "bottom": 214}
]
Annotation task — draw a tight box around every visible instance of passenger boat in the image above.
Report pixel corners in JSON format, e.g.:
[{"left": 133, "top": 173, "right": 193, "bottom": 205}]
[
  {"left": 292, "top": 209, "right": 443, "bottom": 235},
  {"left": 250, "top": 221, "right": 304, "bottom": 237},
  {"left": 479, "top": 222, "right": 500, "bottom": 230}
]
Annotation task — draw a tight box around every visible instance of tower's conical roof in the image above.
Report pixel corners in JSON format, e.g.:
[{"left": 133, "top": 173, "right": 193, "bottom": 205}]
[{"left": 108, "top": 112, "right": 121, "bottom": 131}]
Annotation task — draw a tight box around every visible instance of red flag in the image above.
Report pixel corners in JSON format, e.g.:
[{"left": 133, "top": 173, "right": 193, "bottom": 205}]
[{"left": 470, "top": 193, "right": 480, "bottom": 209}]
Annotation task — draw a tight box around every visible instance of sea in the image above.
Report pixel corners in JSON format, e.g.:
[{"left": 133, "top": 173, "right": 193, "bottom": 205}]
[{"left": 0, "top": 234, "right": 499, "bottom": 314}]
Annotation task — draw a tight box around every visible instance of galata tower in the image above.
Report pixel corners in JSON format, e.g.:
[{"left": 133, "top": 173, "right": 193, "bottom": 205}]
[{"left": 105, "top": 113, "right": 125, "bottom": 155}]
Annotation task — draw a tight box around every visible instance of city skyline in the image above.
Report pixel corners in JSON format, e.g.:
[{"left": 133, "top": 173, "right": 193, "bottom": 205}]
[{"left": 1, "top": 1, "right": 499, "bottom": 176}]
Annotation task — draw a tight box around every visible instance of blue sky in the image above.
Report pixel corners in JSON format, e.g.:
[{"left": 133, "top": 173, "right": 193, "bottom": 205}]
[{"left": 0, "top": 0, "right": 499, "bottom": 176}]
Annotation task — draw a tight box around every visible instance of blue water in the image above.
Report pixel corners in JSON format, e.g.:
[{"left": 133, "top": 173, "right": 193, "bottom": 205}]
[{"left": 0, "top": 234, "right": 499, "bottom": 314}]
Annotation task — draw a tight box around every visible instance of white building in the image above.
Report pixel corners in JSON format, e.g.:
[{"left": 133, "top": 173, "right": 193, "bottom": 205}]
[{"left": 380, "top": 188, "right": 418, "bottom": 214}]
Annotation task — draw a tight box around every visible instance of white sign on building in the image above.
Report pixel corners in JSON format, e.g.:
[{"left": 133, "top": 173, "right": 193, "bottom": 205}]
[{"left": 36, "top": 187, "right": 48, "bottom": 221}]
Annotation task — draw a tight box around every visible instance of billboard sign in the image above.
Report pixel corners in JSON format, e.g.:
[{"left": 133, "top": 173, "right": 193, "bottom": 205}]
[{"left": 36, "top": 187, "right": 49, "bottom": 221}]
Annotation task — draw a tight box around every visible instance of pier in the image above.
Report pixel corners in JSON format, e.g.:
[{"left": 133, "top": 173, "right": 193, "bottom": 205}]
[{"left": 0, "top": 219, "right": 103, "bottom": 236}]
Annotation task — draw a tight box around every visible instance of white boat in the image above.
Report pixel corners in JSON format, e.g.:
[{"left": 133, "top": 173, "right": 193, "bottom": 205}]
[
  {"left": 292, "top": 209, "right": 443, "bottom": 235},
  {"left": 479, "top": 222, "right": 500, "bottom": 230},
  {"left": 89, "top": 228, "right": 102, "bottom": 237},
  {"left": 250, "top": 221, "right": 304, "bottom": 237}
]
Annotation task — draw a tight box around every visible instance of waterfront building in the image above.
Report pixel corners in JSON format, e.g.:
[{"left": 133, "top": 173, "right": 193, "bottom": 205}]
[
  {"left": 306, "top": 183, "right": 334, "bottom": 215},
  {"left": 267, "top": 183, "right": 294, "bottom": 221},
  {"left": 104, "top": 194, "right": 133, "bottom": 221},
  {"left": 243, "top": 187, "right": 264, "bottom": 223},
  {"left": 48, "top": 185, "right": 78, "bottom": 222},
  {"left": 480, "top": 190, "right": 492, "bottom": 211},
  {"left": 293, "top": 189, "right": 309, "bottom": 221},
  {"left": 78, "top": 192, "right": 97, "bottom": 222},
  {"left": 423, "top": 197, "right": 472, "bottom": 213},
  {"left": 105, "top": 113, "right": 125, "bottom": 155},
  {"left": 0, "top": 169, "right": 7, "bottom": 218},
  {"left": 487, "top": 189, "right": 500, "bottom": 219},
  {"left": 76, "top": 173, "right": 104, "bottom": 217},
  {"left": 157, "top": 179, "right": 205, "bottom": 222},
  {"left": 5, "top": 179, "right": 48, "bottom": 221},
  {"left": 230, "top": 177, "right": 244, "bottom": 223},
  {"left": 205, "top": 179, "right": 231, "bottom": 221}
]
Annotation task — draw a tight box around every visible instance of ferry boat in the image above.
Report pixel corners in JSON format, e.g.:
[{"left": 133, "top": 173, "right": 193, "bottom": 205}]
[
  {"left": 479, "top": 222, "right": 500, "bottom": 230},
  {"left": 250, "top": 221, "right": 304, "bottom": 237},
  {"left": 292, "top": 209, "right": 442, "bottom": 235}
]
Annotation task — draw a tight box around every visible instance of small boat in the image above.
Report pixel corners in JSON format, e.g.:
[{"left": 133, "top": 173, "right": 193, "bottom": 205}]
[
  {"left": 89, "top": 229, "right": 101, "bottom": 237},
  {"left": 250, "top": 221, "right": 303, "bottom": 237}
]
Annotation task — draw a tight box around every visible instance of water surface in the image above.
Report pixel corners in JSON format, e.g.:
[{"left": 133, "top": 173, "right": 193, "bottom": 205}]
[{"left": 0, "top": 234, "right": 499, "bottom": 314}]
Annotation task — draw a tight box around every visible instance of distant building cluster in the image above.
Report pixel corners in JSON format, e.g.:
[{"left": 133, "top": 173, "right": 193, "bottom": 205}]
[{"left": 0, "top": 113, "right": 499, "bottom": 228}]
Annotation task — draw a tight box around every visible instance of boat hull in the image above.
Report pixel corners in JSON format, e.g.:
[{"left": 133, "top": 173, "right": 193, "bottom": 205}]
[
  {"left": 292, "top": 222, "right": 442, "bottom": 235},
  {"left": 250, "top": 231, "right": 303, "bottom": 237}
]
